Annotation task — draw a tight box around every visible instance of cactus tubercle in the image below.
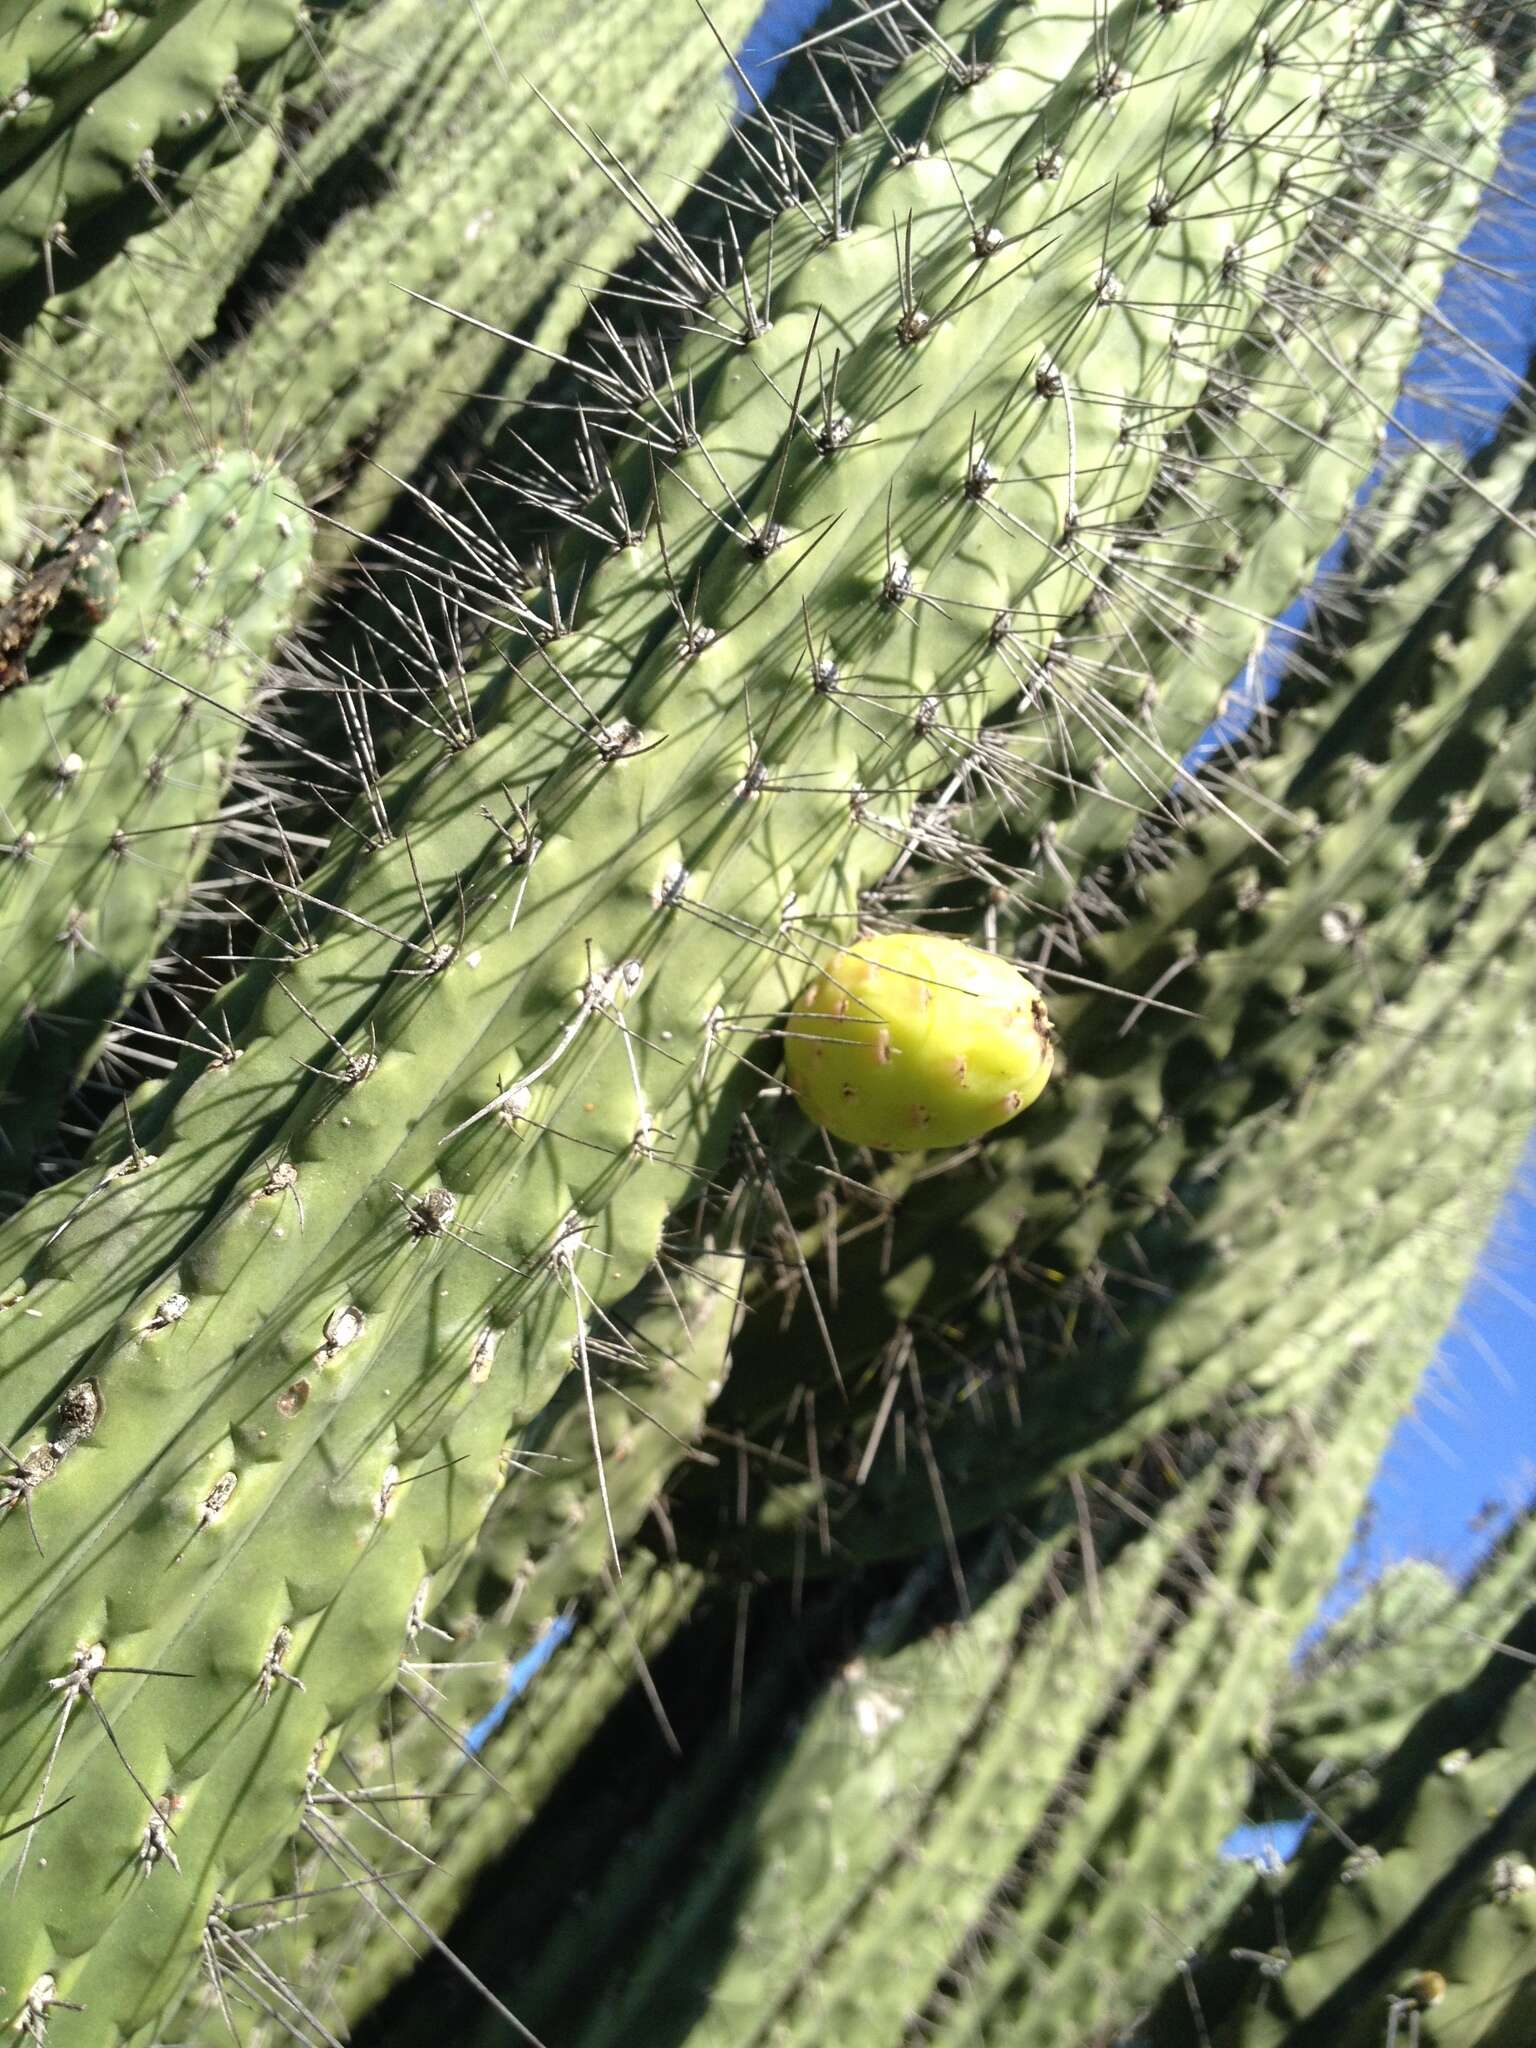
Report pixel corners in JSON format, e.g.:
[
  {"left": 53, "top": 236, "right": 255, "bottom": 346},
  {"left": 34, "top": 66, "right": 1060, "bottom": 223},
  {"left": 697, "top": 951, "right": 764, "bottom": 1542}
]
[{"left": 784, "top": 933, "right": 1055, "bottom": 1152}]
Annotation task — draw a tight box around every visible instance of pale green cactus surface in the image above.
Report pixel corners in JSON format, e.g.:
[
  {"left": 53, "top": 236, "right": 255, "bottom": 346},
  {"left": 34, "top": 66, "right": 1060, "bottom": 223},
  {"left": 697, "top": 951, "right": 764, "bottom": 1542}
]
[{"left": 0, "top": 1, "right": 1533, "bottom": 2044}]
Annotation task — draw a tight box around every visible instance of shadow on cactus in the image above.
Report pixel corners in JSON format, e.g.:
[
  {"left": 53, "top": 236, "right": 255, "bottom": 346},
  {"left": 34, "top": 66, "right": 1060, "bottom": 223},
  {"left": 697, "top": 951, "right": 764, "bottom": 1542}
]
[{"left": 0, "top": 1, "right": 1534, "bottom": 2044}]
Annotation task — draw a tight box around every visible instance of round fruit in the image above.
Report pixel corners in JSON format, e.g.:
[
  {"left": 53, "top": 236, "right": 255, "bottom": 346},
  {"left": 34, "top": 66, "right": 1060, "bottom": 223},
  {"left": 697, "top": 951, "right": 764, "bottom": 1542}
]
[{"left": 784, "top": 932, "right": 1054, "bottom": 1151}]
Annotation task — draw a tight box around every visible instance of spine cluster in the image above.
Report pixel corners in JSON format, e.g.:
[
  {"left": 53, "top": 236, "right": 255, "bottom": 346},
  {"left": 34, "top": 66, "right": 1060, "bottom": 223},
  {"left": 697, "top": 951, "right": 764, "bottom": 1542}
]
[{"left": 0, "top": 2, "right": 1533, "bottom": 2042}]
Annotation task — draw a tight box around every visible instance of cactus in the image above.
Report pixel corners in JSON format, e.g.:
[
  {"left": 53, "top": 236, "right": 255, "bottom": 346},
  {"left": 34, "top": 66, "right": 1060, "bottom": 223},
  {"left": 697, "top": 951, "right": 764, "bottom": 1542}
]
[
  {"left": 2, "top": 0, "right": 761, "bottom": 581},
  {"left": 148, "top": 530, "right": 1536, "bottom": 2038},
  {"left": 338, "top": 763, "right": 1536, "bottom": 2048},
  {"left": 0, "top": 135, "right": 284, "bottom": 532},
  {"left": 0, "top": 0, "right": 1456, "bottom": 1400},
  {"left": 0, "top": 0, "right": 310, "bottom": 336},
  {"left": 181, "top": 1552, "right": 704, "bottom": 2045},
  {"left": 0, "top": 0, "right": 1531, "bottom": 2042},
  {"left": 1320, "top": 1564, "right": 1467, "bottom": 1658},
  {"left": 302, "top": 0, "right": 766, "bottom": 556},
  {"left": 0, "top": 452, "right": 312, "bottom": 1199},
  {"left": 953, "top": 7, "right": 1515, "bottom": 918},
  {"left": 646, "top": 42, "right": 1531, "bottom": 1551},
  {"left": 0, "top": 0, "right": 1392, "bottom": 1474},
  {"left": 12, "top": 0, "right": 761, "bottom": 556},
  {"left": 1268, "top": 1503, "right": 1536, "bottom": 1787},
  {"left": 1144, "top": 1547, "right": 1536, "bottom": 2047},
  {"left": 957, "top": 1137, "right": 1536, "bottom": 2046},
  {"left": 661, "top": 400, "right": 1536, "bottom": 1573},
  {"left": 161, "top": 1251, "right": 742, "bottom": 2039}
]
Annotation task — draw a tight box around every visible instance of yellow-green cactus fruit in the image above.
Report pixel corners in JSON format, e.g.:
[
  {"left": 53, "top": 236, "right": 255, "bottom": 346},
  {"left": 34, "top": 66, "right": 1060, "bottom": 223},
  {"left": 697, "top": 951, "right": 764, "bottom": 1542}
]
[{"left": 784, "top": 932, "right": 1055, "bottom": 1152}]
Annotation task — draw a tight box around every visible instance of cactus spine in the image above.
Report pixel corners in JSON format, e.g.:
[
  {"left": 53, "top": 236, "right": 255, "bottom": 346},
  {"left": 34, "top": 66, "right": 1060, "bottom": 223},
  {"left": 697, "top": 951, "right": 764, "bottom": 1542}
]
[
  {"left": 0, "top": 453, "right": 312, "bottom": 1198},
  {"left": 0, "top": 1, "right": 1531, "bottom": 2042},
  {"left": 0, "top": 0, "right": 308, "bottom": 332}
]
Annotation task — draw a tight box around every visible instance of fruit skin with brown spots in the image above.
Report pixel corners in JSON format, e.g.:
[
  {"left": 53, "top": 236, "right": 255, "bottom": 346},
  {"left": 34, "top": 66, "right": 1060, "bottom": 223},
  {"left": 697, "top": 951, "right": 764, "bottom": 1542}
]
[{"left": 784, "top": 933, "right": 1055, "bottom": 1152}]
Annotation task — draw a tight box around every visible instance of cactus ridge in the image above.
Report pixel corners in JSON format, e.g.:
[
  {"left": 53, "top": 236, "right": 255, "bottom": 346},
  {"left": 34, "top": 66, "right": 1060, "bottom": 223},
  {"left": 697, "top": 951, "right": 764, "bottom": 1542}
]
[
  {"left": 0, "top": 0, "right": 308, "bottom": 331},
  {"left": 0, "top": 0, "right": 1532, "bottom": 2040},
  {"left": 0, "top": 452, "right": 312, "bottom": 1201},
  {"left": 4, "top": 0, "right": 1410, "bottom": 2020}
]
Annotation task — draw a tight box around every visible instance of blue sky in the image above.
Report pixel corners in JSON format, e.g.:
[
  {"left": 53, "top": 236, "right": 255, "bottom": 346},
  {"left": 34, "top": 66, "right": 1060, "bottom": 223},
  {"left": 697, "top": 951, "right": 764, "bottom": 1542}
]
[{"left": 738, "top": 2, "right": 1536, "bottom": 1585}]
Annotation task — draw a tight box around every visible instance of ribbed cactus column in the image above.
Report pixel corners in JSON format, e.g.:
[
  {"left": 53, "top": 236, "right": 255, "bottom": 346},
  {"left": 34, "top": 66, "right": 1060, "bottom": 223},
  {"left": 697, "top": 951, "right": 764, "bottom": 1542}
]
[
  {"left": 664, "top": 408, "right": 1536, "bottom": 1574},
  {"left": 0, "top": 4, "right": 1406, "bottom": 2034},
  {"left": 1146, "top": 1569, "right": 1536, "bottom": 2046},
  {"left": 354, "top": 851, "right": 1536, "bottom": 2048},
  {"left": 0, "top": 136, "right": 282, "bottom": 529},
  {"left": 163, "top": 1252, "right": 742, "bottom": 2040},
  {"left": 924, "top": 1055, "right": 1536, "bottom": 2045},
  {"left": 0, "top": 454, "right": 312, "bottom": 1199},
  {"left": 960, "top": 12, "right": 1513, "bottom": 916},
  {"left": 0, "top": 0, "right": 308, "bottom": 334},
  {"left": 2, "top": 0, "right": 760, "bottom": 551},
  {"left": 1267, "top": 1508, "right": 1536, "bottom": 1790}
]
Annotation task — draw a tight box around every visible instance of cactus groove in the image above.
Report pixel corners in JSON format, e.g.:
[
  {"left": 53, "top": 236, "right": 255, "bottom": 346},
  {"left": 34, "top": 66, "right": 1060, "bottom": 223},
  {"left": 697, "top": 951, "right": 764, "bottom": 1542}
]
[
  {"left": 0, "top": 453, "right": 312, "bottom": 1200},
  {"left": 0, "top": 0, "right": 1533, "bottom": 2042}
]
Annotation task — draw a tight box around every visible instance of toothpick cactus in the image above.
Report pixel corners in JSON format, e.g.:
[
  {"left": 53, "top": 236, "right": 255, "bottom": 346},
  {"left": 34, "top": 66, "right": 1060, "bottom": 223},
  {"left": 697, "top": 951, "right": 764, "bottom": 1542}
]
[
  {"left": 0, "top": 0, "right": 310, "bottom": 334},
  {"left": 0, "top": 453, "right": 312, "bottom": 1199},
  {"left": 172, "top": 1253, "right": 743, "bottom": 2040},
  {"left": 1147, "top": 1534, "right": 1536, "bottom": 2047},
  {"left": 1, "top": 0, "right": 760, "bottom": 563},
  {"left": 0, "top": 1, "right": 1533, "bottom": 2043},
  {"left": 1268, "top": 1505, "right": 1536, "bottom": 1789}
]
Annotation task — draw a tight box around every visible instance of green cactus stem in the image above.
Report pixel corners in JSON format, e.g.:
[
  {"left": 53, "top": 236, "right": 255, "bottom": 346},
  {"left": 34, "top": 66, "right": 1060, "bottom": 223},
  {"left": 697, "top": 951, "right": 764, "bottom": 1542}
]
[
  {"left": 0, "top": 452, "right": 311, "bottom": 1200},
  {"left": 0, "top": 133, "right": 283, "bottom": 534},
  {"left": 1145, "top": 1578, "right": 1536, "bottom": 2047},
  {"left": 1268, "top": 1503, "right": 1536, "bottom": 1789},
  {"left": 345, "top": 891, "right": 1536, "bottom": 2048},
  {"left": 170, "top": 1251, "right": 742, "bottom": 2040},
  {"left": 0, "top": 2, "right": 1509, "bottom": 2034},
  {"left": 0, "top": 0, "right": 308, "bottom": 336}
]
